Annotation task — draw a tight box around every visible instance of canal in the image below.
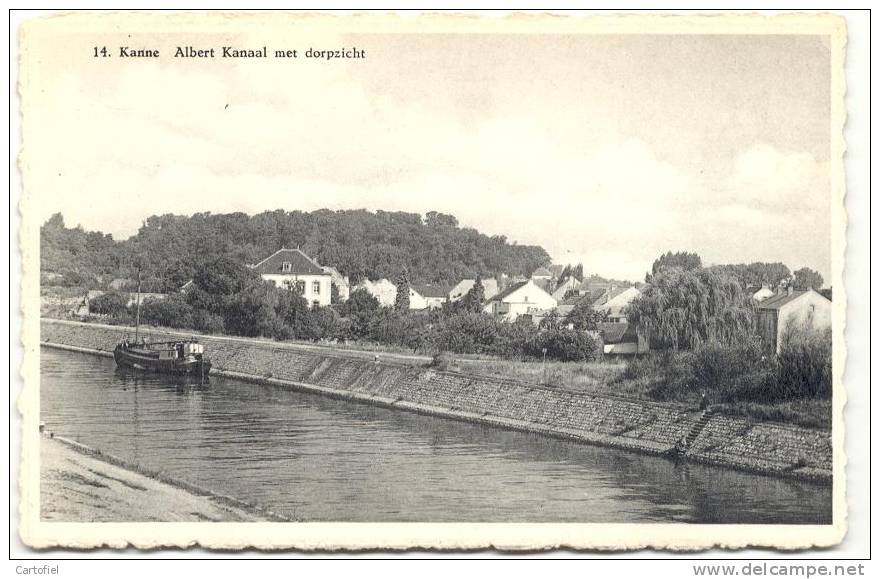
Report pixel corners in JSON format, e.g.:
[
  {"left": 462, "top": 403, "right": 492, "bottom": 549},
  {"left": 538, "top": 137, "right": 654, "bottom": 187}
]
[{"left": 40, "top": 347, "right": 832, "bottom": 523}]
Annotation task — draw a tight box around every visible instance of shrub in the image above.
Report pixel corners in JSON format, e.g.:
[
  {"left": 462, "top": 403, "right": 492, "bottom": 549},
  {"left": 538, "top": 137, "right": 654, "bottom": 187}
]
[
  {"left": 139, "top": 295, "right": 194, "bottom": 329},
  {"left": 491, "top": 318, "right": 540, "bottom": 359},
  {"left": 430, "top": 351, "right": 453, "bottom": 371},
  {"left": 690, "top": 338, "right": 764, "bottom": 397},
  {"left": 775, "top": 322, "right": 832, "bottom": 399},
  {"left": 89, "top": 291, "right": 129, "bottom": 317},
  {"left": 192, "top": 309, "right": 225, "bottom": 334},
  {"left": 435, "top": 313, "right": 499, "bottom": 354},
  {"left": 535, "top": 328, "right": 599, "bottom": 362}
]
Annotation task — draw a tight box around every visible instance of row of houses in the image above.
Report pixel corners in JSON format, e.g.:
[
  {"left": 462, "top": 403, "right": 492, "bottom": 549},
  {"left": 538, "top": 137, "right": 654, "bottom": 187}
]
[
  {"left": 244, "top": 248, "right": 832, "bottom": 356},
  {"left": 246, "top": 249, "right": 649, "bottom": 355}
]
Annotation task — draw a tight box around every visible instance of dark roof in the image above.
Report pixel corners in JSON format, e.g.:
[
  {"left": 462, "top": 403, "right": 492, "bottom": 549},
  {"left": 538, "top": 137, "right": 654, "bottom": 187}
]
[
  {"left": 412, "top": 284, "right": 451, "bottom": 298},
  {"left": 560, "top": 294, "right": 589, "bottom": 307},
  {"left": 250, "top": 249, "right": 329, "bottom": 276},
  {"left": 757, "top": 290, "right": 810, "bottom": 311},
  {"left": 486, "top": 280, "right": 530, "bottom": 303},
  {"left": 598, "top": 322, "right": 638, "bottom": 344}
]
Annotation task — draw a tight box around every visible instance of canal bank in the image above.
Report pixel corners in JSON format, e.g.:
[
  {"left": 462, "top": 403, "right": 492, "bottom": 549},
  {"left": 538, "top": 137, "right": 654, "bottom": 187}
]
[
  {"left": 40, "top": 434, "right": 283, "bottom": 522},
  {"left": 39, "top": 318, "right": 832, "bottom": 483}
]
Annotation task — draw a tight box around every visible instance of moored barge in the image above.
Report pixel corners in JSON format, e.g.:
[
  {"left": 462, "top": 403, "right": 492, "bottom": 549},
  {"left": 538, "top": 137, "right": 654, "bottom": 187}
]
[{"left": 114, "top": 338, "right": 211, "bottom": 377}]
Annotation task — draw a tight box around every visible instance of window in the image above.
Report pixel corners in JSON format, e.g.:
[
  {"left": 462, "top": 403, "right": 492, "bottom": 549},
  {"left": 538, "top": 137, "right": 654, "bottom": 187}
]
[
  {"left": 281, "top": 262, "right": 292, "bottom": 272},
  {"left": 294, "top": 280, "right": 305, "bottom": 295},
  {"left": 312, "top": 280, "right": 321, "bottom": 294},
  {"left": 312, "top": 300, "right": 320, "bottom": 309},
  {"left": 523, "top": 295, "right": 529, "bottom": 303}
]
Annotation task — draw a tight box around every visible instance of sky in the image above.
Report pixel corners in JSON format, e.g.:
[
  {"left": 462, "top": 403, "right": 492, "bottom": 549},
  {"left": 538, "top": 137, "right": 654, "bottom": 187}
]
[{"left": 24, "top": 22, "right": 834, "bottom": 282}]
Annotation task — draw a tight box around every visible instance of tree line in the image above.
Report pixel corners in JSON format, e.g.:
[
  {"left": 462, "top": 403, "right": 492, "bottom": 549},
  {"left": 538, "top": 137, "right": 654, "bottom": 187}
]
[{"left": 41, "top": 210, "right": 551, "bottom": 292}]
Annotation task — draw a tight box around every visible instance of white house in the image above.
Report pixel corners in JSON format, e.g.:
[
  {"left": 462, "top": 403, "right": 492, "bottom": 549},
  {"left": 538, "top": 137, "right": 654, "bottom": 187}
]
[
  {"left": 323, "top": 266, "right": 350, "bottom": 302},
  {"left": 354, "top": 278, "right": 398, "bottom": 308},
  {"left": 598, "top": 322, "right": 650, "bottom": 356},
  {"left": 756, "top": 288, "right": 832, "bottom": 353},
  {"left": 250, "top": 248, "right": 332, "bottom": 308},
  {"left": 482, "top": 279, "right": 558, "bottom": 321},
  {"left": 592, "top": 286, "right": 641, "bottom": 323},
  {"left": 410, "top": 285, "right": 450, "bottom": 310},
  {"left": 448, "top": 278, "right": 499, "bottom": 303},
  {"left": 753, "top": 284, "right": 775, "bottom": 302}
]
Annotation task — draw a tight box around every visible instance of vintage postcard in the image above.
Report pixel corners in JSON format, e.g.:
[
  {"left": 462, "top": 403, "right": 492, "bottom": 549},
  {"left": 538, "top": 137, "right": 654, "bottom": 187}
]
[{"left": 16, "top": 11, "right": 847, "bottom": 551}]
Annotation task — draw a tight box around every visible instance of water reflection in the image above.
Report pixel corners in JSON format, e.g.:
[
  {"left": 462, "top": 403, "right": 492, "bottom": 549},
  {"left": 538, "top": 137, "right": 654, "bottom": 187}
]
[{"left": 40, "top": 347, "right": 831, "bottom": 523}]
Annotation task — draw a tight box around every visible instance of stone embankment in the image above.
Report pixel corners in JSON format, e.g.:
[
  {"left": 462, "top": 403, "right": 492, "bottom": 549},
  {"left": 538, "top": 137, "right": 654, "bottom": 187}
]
[{"left": 40, "top": 318, "right": 832, "bottom": 483}]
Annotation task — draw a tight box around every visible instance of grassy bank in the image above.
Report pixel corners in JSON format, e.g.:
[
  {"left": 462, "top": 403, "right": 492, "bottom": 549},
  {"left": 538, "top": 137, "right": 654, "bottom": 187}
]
[{"left": 449, "top": 355, "right": 830, "bottom": 429}]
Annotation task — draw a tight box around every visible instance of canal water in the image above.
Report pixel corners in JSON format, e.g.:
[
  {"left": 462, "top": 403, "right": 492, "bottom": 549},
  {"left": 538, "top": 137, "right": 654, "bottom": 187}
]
[{"left": 40, "top": 347, "right": 832, "bottom": 523}]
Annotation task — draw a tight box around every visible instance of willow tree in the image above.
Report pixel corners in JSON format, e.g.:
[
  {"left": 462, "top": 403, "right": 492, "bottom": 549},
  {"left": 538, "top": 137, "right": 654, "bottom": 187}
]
[{"left": 627, "top": 267, "right": 755, "bottom": 350}]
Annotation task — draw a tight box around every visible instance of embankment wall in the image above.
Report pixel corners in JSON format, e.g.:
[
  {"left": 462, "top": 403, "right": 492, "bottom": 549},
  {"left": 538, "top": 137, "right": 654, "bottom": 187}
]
[{"left": 39, "top": 318, "right": 832, "bottom": 482}]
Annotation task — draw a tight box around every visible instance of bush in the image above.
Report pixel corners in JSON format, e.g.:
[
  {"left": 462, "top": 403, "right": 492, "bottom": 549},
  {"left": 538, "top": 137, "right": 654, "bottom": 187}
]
[
  {"left": 89, "top": 291, "right": 129, "bottom": 317},
  {"left": 435, "top": 313, "right": 499, "bottom": 354},
  {"left": 775, "top": 323, "right": 832, "bottom": 399},
  {"left": 139, "top": 295, "right": 194, "bottom": 329},
  {"left": 690, "top": 338, "right": 764, "bottom": 397},
  {"left": 534, "top": 328, "right": 599, "bottom": 362},
  {"left": 192, "top": 309, "right": 225, "bottom": 334},
  {"left": 367, "top": 309, "right": 435, "bottom": 351},
  {"left": 491, "top": 318, "right": 540, "bottom": 359},
  {"left": 430, "top": 351, "right": 453, "bottom": 371}
]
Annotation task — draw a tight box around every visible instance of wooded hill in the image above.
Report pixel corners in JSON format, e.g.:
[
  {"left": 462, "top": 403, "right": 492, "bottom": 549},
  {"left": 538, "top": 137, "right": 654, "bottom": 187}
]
[{"left": 40, "top": 210, "right": 551, "bottom": 292}]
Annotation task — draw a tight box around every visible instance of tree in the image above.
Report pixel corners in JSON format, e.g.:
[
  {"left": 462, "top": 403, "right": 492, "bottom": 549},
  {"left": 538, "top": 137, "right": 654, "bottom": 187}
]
[
  {"left": 537, "top": 328, "right": 598, "bottom": 362},
  {"left": 564, "top": 299, "right": 608, "bottom": 331},
  {"left": 140, "top": 294, "right": 194, "bottom": 329},
  {"left": 571, "top": 263, "right": 584, "bottom": 281},
  {"left": 538, "top": 309, "right": 562, "bottom": 330},
  {"left": 707, "top": 262, "right": 791, "bottom": 290},
  {"left": 627, "top": 267, "right": 755, "bottom": 350},
  {"left": 41, "top": 209, "right": 552, "bottom": 292},
  {"left": 342, "top": 287, "right": 380, "bottom": 315},
  {"left": 187, "top": 256, "right": 278, "bottom": 338},
  {"left": 461, "top": 275, "right": 485, "bottom": 312},
  {"left": 651, "top": 251, "right": 702, "bottom": 276},
  {"left": 89, "top": 291, "right": 129, "bottom": 317},
  {"left": 275, "top": 287, "right": 311, "bottom": 338},
  {"left": 395, "top": 267, "right": 410, "bottom": 311},
  {"left": 792, "top": 267, "right": 824, "bottom": 291}
]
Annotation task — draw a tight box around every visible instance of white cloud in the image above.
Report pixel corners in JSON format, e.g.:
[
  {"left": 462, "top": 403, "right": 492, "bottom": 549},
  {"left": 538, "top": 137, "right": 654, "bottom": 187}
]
[{"left": 26, "top": 44, "right": 831, "bottom": 283}]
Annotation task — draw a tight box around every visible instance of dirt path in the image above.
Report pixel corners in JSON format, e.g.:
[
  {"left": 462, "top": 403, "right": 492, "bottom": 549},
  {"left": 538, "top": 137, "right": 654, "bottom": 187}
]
[{"left": 40, "top": 436, "right": 272, "bottom": 522}]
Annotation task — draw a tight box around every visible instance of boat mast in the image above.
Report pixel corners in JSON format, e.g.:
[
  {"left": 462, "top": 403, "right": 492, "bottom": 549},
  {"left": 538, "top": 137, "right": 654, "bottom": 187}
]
[{"left": 134, "top": 268, "right": 142, "bottom": 342}]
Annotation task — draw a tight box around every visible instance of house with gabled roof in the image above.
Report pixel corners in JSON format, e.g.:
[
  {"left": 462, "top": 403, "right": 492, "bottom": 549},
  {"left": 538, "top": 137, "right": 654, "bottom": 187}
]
[
  {"left": 757, "top": 288, "right": 831, "bottom": 353},
  {"left": 410, "top": 284, "right": 451, "bottom": 310},
  {"left": 449, "top": 278, "right": 500, "bottom": 303},
  {"left": 598, "top": 322, "right": 649, "bottom": 356},
  {"left": 592, "top": 286, "right": 641, "bottom": 323},
  {"left": 250, "top": 248, "right": 332, "bottom": 308},
  {"left": 354, "top": 278, "right": 397, "bottom": 307},
  {"left": 482, "top": 279, "right": 557, "bottom": 321}
]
